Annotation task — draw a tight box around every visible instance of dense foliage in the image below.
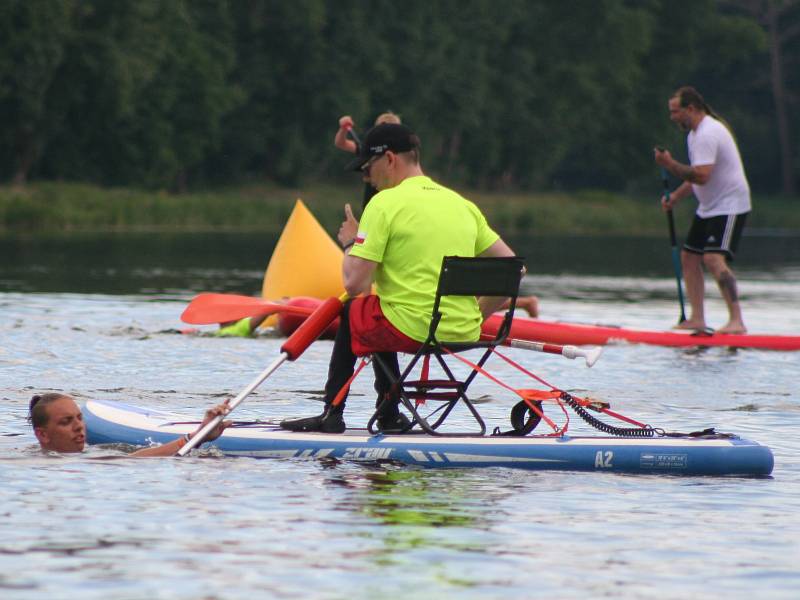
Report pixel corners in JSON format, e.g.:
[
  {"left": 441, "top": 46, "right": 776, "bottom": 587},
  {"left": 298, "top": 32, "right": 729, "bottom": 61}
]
[{"left": 1, "top": 0, "right": 797, "bottom": 195}]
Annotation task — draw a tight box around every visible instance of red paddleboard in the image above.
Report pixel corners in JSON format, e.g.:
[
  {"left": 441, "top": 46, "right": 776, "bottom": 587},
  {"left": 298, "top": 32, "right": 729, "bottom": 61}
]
[
  {"left": 276, "top": 297, "right": 800, "bottom": 351},
  {"left": 482, "top": 314, "right": 800, "bottom": 351}
]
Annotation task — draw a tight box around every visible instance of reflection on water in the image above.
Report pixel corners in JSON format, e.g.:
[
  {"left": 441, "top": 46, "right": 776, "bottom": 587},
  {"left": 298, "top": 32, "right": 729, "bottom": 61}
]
[
  {"left": 0, "top": 232, "right": 275, "bottom": 294},
  {"left": 513, "top": 231, "right": 800, "bottom": 278},
  {"left": 2, "top": 231, "right": 799, "bottom": 294},
  {"left": 347, "top": 468, "right": 488, "bottom": 528}
]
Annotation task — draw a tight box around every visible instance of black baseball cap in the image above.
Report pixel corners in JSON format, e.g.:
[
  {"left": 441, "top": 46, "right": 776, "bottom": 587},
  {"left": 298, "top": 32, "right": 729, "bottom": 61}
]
[{"left": 345, "top": 123, "right": 420, "bottom": 171}]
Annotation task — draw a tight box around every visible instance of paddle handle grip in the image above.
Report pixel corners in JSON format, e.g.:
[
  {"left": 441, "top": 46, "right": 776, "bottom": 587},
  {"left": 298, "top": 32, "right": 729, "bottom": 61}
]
[
  {"left": 505, "top": 338, "right": 603, "bottom": 367},
  {"left": 177, "top": 352, "right": 289, "bottom": 456}
]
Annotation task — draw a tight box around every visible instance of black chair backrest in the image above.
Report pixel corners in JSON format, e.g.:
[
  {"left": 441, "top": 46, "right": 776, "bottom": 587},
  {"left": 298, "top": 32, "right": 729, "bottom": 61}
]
[
  {"left": 427, "top": 255, "right": 525, "bottom": 348},
  {"left": 436, "top": 256, "right": 525, "bottom": 298}
]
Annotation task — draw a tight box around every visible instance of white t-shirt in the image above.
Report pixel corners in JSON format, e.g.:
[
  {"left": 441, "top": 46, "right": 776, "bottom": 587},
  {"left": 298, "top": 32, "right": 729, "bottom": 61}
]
[{"left": 687, "top": 115, "right": 751, "bottom": 218}]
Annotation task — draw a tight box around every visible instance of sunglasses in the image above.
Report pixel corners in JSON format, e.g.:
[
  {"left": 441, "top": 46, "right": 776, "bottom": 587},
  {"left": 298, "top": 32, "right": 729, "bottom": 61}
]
[{"left": 360, "top": 153, "right": 387, "bottom": 173}]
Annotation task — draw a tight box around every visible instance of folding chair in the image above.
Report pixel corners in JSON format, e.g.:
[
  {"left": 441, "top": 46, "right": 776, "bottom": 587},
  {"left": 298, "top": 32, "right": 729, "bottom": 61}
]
[{"left": 367, "top": 255, "right": 525, "bottom": 436}]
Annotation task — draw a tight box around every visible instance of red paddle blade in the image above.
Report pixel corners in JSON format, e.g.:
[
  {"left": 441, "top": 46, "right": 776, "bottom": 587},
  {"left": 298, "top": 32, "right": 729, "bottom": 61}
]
[{"left": 180, "top": 293, "right": 310, "bottom": 325}]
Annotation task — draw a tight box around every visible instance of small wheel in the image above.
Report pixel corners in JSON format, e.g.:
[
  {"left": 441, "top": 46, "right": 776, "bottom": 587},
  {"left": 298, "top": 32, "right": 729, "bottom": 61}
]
[{"left": 510, "top": 400, "right": 542, "bottom": 435}]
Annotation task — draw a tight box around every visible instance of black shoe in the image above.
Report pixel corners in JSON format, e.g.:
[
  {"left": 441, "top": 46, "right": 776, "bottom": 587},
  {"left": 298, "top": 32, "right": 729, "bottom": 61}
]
[
  {"left": 377, "top": 411, "right": 411, "bottom": 433},
  {"left": 280, "top": 406, "right": 346, "bottom": 433}
]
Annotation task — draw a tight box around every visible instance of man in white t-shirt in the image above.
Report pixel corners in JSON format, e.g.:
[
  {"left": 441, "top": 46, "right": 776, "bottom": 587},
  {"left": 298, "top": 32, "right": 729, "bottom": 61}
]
[{"left": 654, "top": 86, "right": 751, "bottom": 334}]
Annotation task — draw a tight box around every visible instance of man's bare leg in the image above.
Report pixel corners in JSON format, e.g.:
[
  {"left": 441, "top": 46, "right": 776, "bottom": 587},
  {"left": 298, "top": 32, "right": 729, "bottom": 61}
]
[
  {"left": 518, "top": 296, "right": 539, "bottom": 318},
  {"left": 704, "top": 253, "right": 747, "bottom": 334},
  {"left": 674, "top": 250, "right": 707, "bottom": 330},
  {"left": 500, "top": 296, "right": 539, "bottom": 318}
]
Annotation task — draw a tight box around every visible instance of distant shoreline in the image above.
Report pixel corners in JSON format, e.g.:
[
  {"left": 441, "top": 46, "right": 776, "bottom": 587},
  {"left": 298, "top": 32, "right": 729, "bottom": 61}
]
[{"left": 2, "top": 181, "right": 798, "bottom": 236}]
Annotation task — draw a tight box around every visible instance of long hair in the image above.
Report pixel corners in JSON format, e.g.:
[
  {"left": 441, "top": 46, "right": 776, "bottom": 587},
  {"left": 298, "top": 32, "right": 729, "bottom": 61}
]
[{"left": 673, "top": 86, "right": 733, "bottom": 134}]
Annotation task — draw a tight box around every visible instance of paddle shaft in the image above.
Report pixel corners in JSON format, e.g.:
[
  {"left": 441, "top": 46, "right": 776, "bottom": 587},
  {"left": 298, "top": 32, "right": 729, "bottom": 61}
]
[
  {"left": 177, "top": 295, "right": 347, "bottom": 455},
  {"left": 661, "top": 166, "right": 687, "bottom": 323},
  {"left": 177, "top": 353, "right": 289, "bottom": 455},
  {"left": 345, "top": 124, "right": 361, "bottom": 149}
]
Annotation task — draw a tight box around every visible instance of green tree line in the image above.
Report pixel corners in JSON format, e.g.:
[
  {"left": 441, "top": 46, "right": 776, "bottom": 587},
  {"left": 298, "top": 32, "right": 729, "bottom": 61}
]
[{"left": 1, "top": 0, "right": 797, "bottom": 195}]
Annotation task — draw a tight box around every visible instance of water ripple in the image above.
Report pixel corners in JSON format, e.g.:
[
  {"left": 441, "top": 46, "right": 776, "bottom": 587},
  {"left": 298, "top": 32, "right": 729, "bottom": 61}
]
[{"left": 1, "top": 280, "right": 799, "bottom": 599}]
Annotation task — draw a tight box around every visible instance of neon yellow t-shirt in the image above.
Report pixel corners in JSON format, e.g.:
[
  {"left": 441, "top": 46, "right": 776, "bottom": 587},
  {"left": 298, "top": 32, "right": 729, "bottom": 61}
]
[{"left": 349, "top": 175, "right": 499, "bottom": 342}]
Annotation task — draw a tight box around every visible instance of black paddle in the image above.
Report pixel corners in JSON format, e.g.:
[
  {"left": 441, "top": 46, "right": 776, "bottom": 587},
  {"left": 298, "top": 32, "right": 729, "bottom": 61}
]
[
  {"left": 659, "top": 161, "right": 687, "bottom": 324},
  {"left": 346, "top": 124, "right": 361, "bottom": 152}
]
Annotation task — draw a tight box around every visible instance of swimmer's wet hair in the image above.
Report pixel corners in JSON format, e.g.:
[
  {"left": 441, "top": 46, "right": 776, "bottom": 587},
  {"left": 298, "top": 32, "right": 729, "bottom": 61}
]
[{"left": 28, "top": 393, "right": 69, "bottom": 428}]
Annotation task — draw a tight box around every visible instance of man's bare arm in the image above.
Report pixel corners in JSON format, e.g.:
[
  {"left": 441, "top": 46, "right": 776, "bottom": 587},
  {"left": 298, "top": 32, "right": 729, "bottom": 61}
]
[{"left": 477, "top": 239, "right": 523, "bottom": 319}]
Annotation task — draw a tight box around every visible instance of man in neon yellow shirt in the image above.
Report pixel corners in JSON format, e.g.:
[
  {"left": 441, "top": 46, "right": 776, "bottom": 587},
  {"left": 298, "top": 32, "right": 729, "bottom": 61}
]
[{"left": 281, "top": 123, "right": 520, "bottom": 434}]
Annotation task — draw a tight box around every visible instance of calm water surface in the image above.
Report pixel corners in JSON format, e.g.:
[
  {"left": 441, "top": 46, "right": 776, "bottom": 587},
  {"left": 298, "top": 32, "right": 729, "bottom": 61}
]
[{"left": 1, "top": 233, "right": 799, "bottom": 599}]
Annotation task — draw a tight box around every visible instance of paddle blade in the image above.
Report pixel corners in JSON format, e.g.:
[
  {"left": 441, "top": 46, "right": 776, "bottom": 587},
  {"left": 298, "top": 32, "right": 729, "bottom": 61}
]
[{"left": 180, "top": 293, "right": 297, "bottom": 325}]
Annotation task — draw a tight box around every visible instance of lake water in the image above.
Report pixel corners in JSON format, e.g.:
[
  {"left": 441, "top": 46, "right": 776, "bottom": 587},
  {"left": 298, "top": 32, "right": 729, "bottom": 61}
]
[{"left": 1, "top": 233, "right": 799, "bottom": 599}]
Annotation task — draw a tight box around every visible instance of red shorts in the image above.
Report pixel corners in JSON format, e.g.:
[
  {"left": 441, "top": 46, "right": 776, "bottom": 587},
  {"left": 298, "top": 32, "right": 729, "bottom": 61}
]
[{"left": 349, "top": 295, "right": 422, "bottom": 356}]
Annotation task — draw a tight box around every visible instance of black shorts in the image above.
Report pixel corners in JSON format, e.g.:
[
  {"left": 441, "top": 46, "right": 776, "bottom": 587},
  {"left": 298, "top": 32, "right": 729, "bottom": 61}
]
[{"left": 684, "top": 212, "right": 748, "bottom": 261}]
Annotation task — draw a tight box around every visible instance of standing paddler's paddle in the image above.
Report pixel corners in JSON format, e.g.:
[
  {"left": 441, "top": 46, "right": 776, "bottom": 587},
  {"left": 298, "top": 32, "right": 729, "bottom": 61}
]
[
  {"left": 177, "top": 294, "right": 347, "bottom": 455},
  {"left": 180, "top": 293, "right": 320, "bottom": 325},
  {"left": 659, "top": 159, "right": 687, "bottom": 324},
  {"left": 345, "top": 123, "right": 361, "bottom": 150}
]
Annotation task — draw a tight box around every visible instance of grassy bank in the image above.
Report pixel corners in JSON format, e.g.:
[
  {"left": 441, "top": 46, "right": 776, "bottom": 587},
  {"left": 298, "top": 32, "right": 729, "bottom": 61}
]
[{"left": 1, "top": 181, "right": 798, "bottom": 236}]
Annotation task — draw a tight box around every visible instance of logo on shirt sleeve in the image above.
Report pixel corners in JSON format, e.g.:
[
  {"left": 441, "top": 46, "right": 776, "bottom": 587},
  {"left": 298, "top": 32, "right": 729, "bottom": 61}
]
[{"left": 355, "top": 231, "right": 367, "bottom": 245}]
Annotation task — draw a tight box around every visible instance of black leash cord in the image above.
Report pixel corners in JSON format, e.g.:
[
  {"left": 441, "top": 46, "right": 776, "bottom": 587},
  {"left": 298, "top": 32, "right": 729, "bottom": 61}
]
[{"left": 561, "top": 393, "right": 656, "bottom": 438}]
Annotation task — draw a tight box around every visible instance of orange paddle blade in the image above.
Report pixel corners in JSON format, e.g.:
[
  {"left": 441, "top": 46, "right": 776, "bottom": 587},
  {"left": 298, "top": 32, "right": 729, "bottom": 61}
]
[{"left": 180, "top": 293, "right": 313, "bottom": 325}]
